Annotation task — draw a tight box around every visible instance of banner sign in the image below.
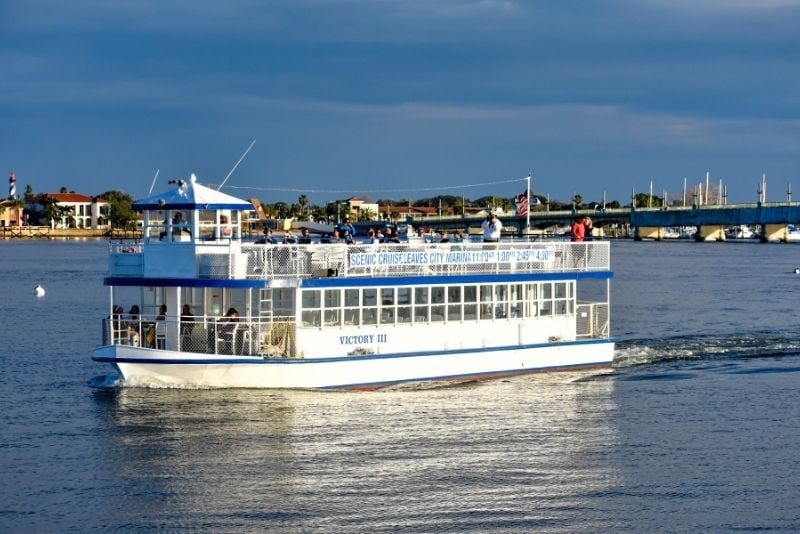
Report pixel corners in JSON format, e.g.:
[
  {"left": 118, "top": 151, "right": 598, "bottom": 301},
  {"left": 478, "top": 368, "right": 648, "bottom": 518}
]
[{"left": 349, "top": 248, "right": 555, "bottom": 268}]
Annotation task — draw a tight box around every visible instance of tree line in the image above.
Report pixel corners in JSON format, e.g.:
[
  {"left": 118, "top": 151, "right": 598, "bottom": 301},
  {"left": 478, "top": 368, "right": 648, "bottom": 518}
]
[{"left": 9, "top": 184, "right": 639, "bottom": 229}]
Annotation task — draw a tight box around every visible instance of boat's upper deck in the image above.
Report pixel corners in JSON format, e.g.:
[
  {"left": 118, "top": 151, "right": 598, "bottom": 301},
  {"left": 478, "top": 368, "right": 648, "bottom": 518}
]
[{"left": 108, "top": 240, "right": 610, "bottom": 281}]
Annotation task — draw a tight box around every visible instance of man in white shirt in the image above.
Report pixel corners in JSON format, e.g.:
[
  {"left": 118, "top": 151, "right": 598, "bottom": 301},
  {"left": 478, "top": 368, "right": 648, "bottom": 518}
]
[{"left": 481, "top": 212, "right": 502, "bottom": 242}]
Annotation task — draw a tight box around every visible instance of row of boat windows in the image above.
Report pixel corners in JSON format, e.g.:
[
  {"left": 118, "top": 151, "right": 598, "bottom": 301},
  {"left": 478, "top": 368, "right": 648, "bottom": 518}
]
[
  {"left": 119, "top": 282, "right": 573, "bottom": 327},
  {"left": 297, "top": 282, "right": 574, "bottom": 327}
]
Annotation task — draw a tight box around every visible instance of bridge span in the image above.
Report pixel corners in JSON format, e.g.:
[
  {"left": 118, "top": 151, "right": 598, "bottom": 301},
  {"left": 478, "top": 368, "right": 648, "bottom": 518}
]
[{"left": 405, "top": 202, "right": 800, "bottom": 242}]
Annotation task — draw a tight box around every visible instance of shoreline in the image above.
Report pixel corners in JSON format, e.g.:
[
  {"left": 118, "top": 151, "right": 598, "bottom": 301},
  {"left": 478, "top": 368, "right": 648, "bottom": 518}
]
[{"left": 0, "top": 227, "right": 141, "bottom": 240}]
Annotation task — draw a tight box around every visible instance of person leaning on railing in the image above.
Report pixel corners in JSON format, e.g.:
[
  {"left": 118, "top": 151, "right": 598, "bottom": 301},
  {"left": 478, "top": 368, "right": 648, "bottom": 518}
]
[{"left": 481, "top": 212, "right": 502, "bottom": 242}]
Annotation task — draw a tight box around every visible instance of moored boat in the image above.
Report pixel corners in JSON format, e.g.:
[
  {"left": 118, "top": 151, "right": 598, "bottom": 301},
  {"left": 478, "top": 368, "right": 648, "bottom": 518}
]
[{"left": 92, "top": 175, "right": 615, "bottom": 389}]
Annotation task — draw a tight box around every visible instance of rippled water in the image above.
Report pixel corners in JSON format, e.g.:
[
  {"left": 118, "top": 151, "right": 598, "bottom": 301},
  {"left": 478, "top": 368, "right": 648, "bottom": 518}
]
[{"left": 2, "top": 239, "right": 800, "bottom": 531}]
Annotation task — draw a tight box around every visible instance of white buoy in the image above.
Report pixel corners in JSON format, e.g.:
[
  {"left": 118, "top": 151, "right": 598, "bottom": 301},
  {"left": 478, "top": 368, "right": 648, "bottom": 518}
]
[
  {"left": 794, "top": 268, "right": 800, "bottom": 274},
  {"left": 34, "top": 284, "right": 45, "bottom": 297}
]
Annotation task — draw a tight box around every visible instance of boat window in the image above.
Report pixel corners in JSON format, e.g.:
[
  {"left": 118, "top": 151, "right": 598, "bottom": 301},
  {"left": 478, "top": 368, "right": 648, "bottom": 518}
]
[
  {"left": 555, "top": 282, "right": 567, "bottom": 299},
  {"left": 431, "top": 287, "right": 445, "bottom": 304},
  {"left": 430, "top": 286, "right": 445, "bottom": 322},
  {"left": 302, "top": 290, "right": 321, "bottom": 309},
  {"left": 463, "top": 286, "right": 478, "bottom": 320},
  {"left": 324, "top": 289, "right": 341, "bottom": 326},
  {"left": 480, "top": 285, "right": 493, "bottom": 319},
  {"left": 539, "top": 283, "right": 553, "bottom": 316},
  {"left": 381, "top": 288, "right": 395, "bottom": 306},
  {"left": 301, "top": 290, "right": 321, "bottom": 327},
  {"left": 272, "top": 289, "right": 295, "bottom": 318},
  {"left": 494, "top": 285, "right": 508, "bottom": 319},
  {"left": 302, "top": 309, "right": 321, "bottom": 327},
  {"left": 414, "top": 287, "right": 428, "bottom": 305},
  {"left": 397, "top": 288, "right": 412, "bottom": 323},
  {"left": 380, "top": 288, "right": 395, "bottom": 324},
  {"left": 447, "top": 286, "right": 462, "bottom": 321},
  {"left": 344, "top": 289, "right": 360, "bottom": 325},
  {"left": 509, "top": 284, "right": 524, "bottom": 318},
  {"left": 147, "top": 209, "right": 165, "bottom": 241},
  {"left": 197, "top": 210, "right": 216, "bottom": 241},
  {"left": 363, "top": 288, "right": 377, "bottom": 325},
  {"left": 414, "top": 287, "right": 429, "bottom": 323},
  {"left": 553, "top": 282, "right": 568, "bottom": 315}
]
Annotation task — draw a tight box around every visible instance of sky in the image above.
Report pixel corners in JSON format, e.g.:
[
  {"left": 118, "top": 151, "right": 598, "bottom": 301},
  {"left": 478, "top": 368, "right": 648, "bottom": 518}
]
[{"left": 2, "top": 0, "right": 799, "bottom": 207}]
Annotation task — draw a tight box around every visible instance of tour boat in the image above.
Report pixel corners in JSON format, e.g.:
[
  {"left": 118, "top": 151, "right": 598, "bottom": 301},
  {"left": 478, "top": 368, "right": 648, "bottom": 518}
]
[{"left": 92, "top": 175, "right": 615, "bottom": 389}]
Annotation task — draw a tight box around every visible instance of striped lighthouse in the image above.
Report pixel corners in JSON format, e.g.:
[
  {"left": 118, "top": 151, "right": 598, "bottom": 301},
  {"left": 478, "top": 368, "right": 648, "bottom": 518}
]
[{"left": 8, "top": 171, "right": 16, "bottom": 200}]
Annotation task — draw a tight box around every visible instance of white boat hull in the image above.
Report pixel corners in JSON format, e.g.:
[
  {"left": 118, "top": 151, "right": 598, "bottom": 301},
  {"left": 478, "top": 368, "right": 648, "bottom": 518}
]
[{"left": 94, "top": 341, "right": 614, "bottom": 389}]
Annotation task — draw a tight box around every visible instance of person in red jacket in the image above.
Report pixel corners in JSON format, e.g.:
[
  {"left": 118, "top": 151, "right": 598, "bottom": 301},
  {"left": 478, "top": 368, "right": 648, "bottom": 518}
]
[{"left": 571, "top": 216, "right": 586, "bottom": 241}]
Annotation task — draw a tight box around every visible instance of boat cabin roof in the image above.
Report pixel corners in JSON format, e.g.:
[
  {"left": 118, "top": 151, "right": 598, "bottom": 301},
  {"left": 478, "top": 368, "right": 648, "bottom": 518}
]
[{"left": 133, "top": 174, "right": 252, "bottom": 211}]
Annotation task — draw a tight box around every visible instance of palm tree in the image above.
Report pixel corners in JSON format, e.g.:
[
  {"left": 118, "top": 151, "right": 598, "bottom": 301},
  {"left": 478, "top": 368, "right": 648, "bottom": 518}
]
[
  {"left": 358, "top": 208, "right": 376, "bottom": 222},
  {"left": 298, "top": 195, "right": 308, "bottom": 217}
]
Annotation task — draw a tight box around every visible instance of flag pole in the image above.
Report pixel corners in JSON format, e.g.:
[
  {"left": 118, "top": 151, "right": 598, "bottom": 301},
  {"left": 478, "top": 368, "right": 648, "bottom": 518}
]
[{"left": 526, "top": 172, "right": 532, "bottom": 230}]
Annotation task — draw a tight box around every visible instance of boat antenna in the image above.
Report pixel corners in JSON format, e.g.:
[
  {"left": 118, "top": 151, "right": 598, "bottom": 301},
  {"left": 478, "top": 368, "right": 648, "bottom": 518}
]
[
  {"left": 147, "top": 169, "right": 160, "bottom": 195},
  {"left": 218, "top": 139, "right": 256, "bottom": 191}
]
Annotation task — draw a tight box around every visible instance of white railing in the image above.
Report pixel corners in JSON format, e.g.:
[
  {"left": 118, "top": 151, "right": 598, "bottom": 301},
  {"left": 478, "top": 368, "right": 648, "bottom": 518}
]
[
  {"left": 576, "top": 302, "right": 610, "bottom": 339},
  {"left": 103, "top": 315, "right": 297, "bottom": 357},
  {"left": 107, "top": 240, "right": 610, "bottom": 280},
  {"left": 237, "top": 241, "right": 610, "bottom": 280}
]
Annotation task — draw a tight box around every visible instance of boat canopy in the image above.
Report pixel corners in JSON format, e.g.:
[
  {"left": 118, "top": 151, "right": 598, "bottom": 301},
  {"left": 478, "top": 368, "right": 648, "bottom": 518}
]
[{"left": 133, "top": 174, "right": 253, "bottom": 211}]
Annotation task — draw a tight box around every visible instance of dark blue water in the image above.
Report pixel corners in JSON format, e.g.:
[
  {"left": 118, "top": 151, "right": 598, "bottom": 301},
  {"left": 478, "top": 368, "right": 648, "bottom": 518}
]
[{"left": 2, "top": 239, "right": 800, "bottom": 532}]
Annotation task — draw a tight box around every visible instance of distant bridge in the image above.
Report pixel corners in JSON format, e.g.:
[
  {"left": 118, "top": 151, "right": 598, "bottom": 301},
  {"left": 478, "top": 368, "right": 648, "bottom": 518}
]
[{"left": 405, "top": 202, "right": 800, "bottom": 241}]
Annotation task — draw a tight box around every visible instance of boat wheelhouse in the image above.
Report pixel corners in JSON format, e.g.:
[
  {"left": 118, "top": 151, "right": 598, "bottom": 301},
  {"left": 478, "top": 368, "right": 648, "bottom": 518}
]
[{"left": 92, "top": 175, "right": 615, "bottom": 389}]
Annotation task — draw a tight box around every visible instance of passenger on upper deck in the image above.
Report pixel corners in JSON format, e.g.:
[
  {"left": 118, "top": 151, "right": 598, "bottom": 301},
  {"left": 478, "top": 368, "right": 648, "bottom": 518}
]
[
  {"left": 321, "top": 229, "right": 342, "bottom": 244},
  {"left": 381, "top": 227, "right": 401, "bottom": 243},
  {"left": 571, "top": 216, "right": 587, "bottom": 242},
  {"left": 298, "top": 228, "right": 313, "bottom": 244},
  {"left": 439, "top": 231, "right": 450, "bottom": 243},
  {"left": 583, "top": 216, "right": 593, "bottom": 240},
  {"left": 283, "top": 230, "right": 297, "bottom": 244},
  {"left": 363, "top": 228, "right": 377, "bottom": 244},
  {"left": 481, "top": 212, "right": 502, "bottom": 242},
  {"left": 336, "top": 217, "right": 355, "bottom": 244},
  {"left": 256, "top": 227, "right": 277, "bottom": 244}
]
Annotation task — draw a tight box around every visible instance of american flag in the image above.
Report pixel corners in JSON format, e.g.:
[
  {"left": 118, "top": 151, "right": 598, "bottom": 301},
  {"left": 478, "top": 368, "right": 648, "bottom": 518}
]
[{"left": 517, "top": 193, "right": 528, "bottom": 216}]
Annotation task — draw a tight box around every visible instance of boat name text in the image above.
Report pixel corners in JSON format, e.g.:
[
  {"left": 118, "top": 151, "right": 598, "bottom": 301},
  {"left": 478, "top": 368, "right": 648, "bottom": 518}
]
[{"left": 339, "top": 334, "right": 388, "bottom": 345}]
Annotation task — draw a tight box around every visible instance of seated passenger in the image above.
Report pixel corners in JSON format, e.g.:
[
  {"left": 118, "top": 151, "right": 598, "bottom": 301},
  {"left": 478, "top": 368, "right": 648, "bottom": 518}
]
[
  {"left": 322, "top": 229, "right": 342, "bottom": 244},
  {"left": 283, "top": 230, "right": 297, "bottom": 244},
  {"left": 298, "top": 228, "right": 313, "bottom": 244},
  {"left": 256, "top": 228, "right": 277, "bottom": 244},
  {"left": 172, "top": 212, "right": 191, "bottom": 238},
  {"left": 381, "top": 227, "right": 401, "bottom": 243},
  {"left": 220, "top": 215, "right": 233, "bottom": 238},
  {"left": 180, "top": 304, "right": 195, "bottom": 336},
  {"left": 363, "top": 228, "right": 377, "bottom": 244},
  {"left": 218, "top": 307, "right": 240, "bottom": 353}
]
